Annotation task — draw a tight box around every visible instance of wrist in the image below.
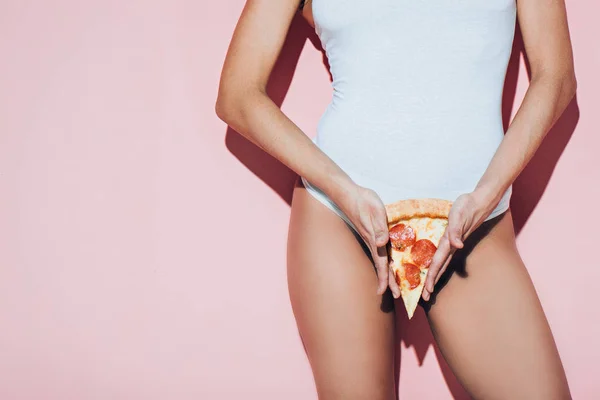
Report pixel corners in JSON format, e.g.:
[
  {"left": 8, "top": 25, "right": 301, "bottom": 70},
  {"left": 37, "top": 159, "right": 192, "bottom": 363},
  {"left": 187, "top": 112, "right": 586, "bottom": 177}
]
[
  {"left": 326, "top": 172, "right": 357, "bottom": 204},
  {"left": 472, "top": 183, "right": 504, "bottom": 213}
]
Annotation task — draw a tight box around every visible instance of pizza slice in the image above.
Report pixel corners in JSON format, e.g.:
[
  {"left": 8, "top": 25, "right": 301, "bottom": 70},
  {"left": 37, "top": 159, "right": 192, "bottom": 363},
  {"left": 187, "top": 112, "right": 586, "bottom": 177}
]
[{"left": 385, "top": 198, "right": 452, "bottom": 319}]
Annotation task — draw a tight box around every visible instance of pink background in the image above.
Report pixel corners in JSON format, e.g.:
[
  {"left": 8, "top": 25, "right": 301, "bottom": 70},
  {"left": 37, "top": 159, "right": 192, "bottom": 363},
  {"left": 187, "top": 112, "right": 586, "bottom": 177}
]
[{"left": 0, "top": 1, "right": 598, "bottom": 398}]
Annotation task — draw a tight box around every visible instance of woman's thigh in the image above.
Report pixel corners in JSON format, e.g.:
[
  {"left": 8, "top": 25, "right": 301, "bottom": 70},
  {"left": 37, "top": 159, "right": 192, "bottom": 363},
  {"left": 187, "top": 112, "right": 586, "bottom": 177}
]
[
  {"left": 287, "top": 180, "right": 396, "bottom": 400},
  {"left": 426, "top": 210, "right": 571, "bottom": 400}
]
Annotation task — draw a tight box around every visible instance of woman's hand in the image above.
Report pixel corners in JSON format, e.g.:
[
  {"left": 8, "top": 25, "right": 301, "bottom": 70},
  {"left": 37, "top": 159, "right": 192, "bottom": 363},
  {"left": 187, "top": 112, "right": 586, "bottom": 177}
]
[
  {"left": 335, "top": 184, "right": 401, "bottom": 299},
  {"left": 421, "top": 189, "right": 499, "bottom": 301}
]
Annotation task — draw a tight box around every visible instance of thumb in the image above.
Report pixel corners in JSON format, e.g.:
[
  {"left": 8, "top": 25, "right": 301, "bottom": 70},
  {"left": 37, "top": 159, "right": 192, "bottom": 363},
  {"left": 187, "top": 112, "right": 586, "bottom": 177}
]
[
  {"left": 371, "top": 210, "right": 389, "bottom": 247},
  {"left": 447, "top": 221, "right": 464, "bottom": 249},
  {"left": 374, "top": 227, "right": 389, "bottom": 247}
]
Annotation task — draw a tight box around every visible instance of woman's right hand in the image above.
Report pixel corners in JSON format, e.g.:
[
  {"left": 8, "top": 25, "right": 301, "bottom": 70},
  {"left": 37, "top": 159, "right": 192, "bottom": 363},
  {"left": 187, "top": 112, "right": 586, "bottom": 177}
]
[{"left": 334, "top": 184, "right": 401, "bottom": 299}]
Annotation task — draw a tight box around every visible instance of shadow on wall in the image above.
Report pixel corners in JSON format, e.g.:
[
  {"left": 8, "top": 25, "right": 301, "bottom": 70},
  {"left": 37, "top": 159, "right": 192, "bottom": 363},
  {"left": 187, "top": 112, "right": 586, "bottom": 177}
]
[
  {"left": 225, "top": 14, "right": 321, "bottom": 205},
  {"left": 503, "top": 23, "right": 580, "bottom": 235},
  {"left": 223, "top": 12, "right": 579, "bottom": 400}
]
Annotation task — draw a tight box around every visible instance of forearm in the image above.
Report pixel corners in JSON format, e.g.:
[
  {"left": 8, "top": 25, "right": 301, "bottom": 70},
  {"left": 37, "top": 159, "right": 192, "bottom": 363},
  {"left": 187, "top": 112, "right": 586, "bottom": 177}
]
[
  {"left": 216, "top": 90, "right": 354, "bottom": 200},
  {"left": 474, "top": 71, "right": 577, "bottom": 210}
]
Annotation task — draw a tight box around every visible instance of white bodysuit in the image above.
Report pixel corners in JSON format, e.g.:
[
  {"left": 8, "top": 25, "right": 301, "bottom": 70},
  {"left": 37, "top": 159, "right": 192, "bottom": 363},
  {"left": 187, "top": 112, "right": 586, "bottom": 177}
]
[{"left": 301, "top": 0, "right": 516, "bottom": 232}]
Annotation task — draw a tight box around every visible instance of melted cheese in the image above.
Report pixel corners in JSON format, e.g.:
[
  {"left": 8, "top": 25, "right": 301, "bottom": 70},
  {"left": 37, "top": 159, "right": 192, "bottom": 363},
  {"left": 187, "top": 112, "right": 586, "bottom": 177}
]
[
  {"left": 404, "top": 217, "right": 447, "bottom": 245},
  {"left": 389, "top": 217, "right": 448, "bottom": 318},
  {"left": 390, "top": 217, "right": 448, "bottom": 288}
]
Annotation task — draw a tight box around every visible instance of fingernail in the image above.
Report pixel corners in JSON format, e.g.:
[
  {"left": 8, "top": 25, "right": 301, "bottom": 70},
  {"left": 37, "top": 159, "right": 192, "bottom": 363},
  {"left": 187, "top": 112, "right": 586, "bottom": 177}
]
[{"left": 393, "top": 291, "right": 400, "bottom": 299}]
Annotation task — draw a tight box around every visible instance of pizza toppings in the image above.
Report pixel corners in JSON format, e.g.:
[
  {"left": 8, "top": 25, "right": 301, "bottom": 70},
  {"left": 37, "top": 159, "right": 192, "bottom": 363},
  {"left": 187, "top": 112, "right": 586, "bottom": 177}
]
[
  {"left": 403, "top": 263, "right": 421, "bottom": 289},
  {"left": 384, "top": 199, "right": 452, "bottom": 319},
  {"left": 411, "top": 239, "right": 437, "bottom": 268},
  {"left": 389, "top": 223, "right": 416, "bottom": 250}
]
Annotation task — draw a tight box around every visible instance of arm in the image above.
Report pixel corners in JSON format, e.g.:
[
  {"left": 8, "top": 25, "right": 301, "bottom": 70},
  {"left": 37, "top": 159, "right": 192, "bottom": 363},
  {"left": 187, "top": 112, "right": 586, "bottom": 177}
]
[
  {"left": 473, "top": 0, "right": 577, "bottom": 216},
  {"left": 423, "top": 0, "right": 577, "bottom": 300},
  {"left": 215, "top": 0, "right": 352, "bottom": 203},
  {"left": 216, "top": 0, "right": 398, "bottom": 297}
]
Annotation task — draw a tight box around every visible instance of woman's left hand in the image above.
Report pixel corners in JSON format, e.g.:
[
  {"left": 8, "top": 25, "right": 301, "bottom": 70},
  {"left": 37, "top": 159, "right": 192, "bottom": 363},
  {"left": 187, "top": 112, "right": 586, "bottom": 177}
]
[{"left": 421, "top": 189, "right": 498, "bottom": 301}]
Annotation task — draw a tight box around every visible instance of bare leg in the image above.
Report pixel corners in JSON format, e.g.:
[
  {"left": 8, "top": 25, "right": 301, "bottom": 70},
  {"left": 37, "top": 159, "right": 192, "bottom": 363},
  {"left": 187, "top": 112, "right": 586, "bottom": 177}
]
[
  {"left": 426, "top": 210, "right": 571, "bottom": 399},
  {"left": 287, "top": 180, "right": 396, "bottom": 400}
]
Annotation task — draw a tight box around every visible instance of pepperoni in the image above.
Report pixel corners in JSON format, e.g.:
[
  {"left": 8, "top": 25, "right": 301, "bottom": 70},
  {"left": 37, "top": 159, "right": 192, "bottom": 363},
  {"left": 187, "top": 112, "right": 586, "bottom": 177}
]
[
  {"left": 403, "top": 263, "right": 421, "bottom": 289},
  {"left": 411, "top": 239, "right": 437, "bottom": 268},
  {"left": 389, "top": 224, "right": 416, "bottom": 250}
]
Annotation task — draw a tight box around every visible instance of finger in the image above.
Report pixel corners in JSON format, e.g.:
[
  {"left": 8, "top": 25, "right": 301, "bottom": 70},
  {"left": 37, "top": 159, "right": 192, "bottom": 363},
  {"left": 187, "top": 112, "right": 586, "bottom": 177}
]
[
  {"left": 422, "top": 252, "right": 452, "bottom": 302},
  {"left": 388, "top": 260, "right": 401, "bottom": 299},
  {"left": 447, "top": 220, "right": 465, "bottom": 249},
  {"left": 371, "top": 211, "right": 389, "bottom": 248},
  {"left": 434, "top": 253, "right": 454, "bottom": 286},
  {"left": 424, "top": 234, "right": 452, "bottom": 297},
  {"left": 369, "top": 209, "right": 391, "bottom": 296},
  {"left": 450, "top": 236, "right": 463, "bottom": 249},
  {"left": 372, "top": 243, "right": 390, "bottom": 296}
]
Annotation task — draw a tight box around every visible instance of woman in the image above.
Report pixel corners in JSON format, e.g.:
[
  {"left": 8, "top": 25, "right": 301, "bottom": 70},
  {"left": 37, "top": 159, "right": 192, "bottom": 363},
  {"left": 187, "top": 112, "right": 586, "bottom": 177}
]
[{"left": 216, "top": 0, "right": 576, "bottom": 398}]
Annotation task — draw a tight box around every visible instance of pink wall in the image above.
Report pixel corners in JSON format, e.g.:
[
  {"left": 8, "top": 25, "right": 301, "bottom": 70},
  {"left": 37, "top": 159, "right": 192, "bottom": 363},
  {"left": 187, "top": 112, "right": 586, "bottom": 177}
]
[{"left": 0, "top": 1, "right": 598, "bottom": 398}]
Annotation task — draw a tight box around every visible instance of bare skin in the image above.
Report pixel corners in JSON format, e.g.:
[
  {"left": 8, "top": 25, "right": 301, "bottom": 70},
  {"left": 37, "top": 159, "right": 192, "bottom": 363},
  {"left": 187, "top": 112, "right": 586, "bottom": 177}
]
[
  {"left": 216, "top": 0, "right": 577, "bottom": 398},
  {"left": 288, "top": 181, "right": 397, "bottom": 400},
  {"left": 289, "top": 181, "right": 571, "bottom": 399},
  {"left": 425, "top": 208, "right": 571, "bottom": 399}
]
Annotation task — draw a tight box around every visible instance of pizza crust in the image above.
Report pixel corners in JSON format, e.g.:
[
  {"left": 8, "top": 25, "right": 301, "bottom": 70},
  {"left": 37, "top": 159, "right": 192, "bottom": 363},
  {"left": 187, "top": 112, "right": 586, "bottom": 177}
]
[{"left": 385, "top": 198, "right": 453, "bottom": 226}]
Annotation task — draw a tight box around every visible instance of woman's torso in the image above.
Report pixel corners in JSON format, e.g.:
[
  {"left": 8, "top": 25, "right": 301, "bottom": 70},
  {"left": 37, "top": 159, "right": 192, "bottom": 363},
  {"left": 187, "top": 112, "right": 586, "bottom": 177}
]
[{"left": 311, "top": 0, "right": 517, "bottom": 205}]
